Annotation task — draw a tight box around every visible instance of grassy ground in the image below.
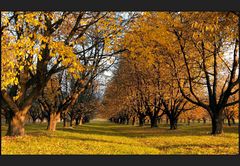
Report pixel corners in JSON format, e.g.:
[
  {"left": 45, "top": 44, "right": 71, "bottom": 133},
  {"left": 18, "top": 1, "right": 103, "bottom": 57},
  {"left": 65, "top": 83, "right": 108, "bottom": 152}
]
[{"left": 1, "top": 120, "right": 238, "bottom": 155}]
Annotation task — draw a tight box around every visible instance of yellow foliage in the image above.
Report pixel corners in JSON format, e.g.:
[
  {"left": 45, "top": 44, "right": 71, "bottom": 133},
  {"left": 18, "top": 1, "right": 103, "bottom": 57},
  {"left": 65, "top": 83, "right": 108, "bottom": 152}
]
[{"left": 1, "top": 12, "right": 85, "bottom": 90}]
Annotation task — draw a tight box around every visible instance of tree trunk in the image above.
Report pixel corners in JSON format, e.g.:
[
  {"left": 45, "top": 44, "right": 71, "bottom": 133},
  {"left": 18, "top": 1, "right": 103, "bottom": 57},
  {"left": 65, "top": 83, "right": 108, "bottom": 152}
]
[
  {"left": 75, "top": 118, "right": 79, "bottom": 126},
  {"left": 231, "top": 118, "right": 235, "bottom": 125},
  {"left": 211, "top": 112, "right": 224, "bottom": 134},
  {"left": 132, "top": 117, "right": 136, "bottom": 125},
  {"left": 70, "top": 117, "right": 73, "bottom": 127},
  {"left": 63, "top": 117, "right": 67, "bottom": 127},
  {"left": 32, "top": 118, "right": 37, "bottom": 123},
  {"left": 122, "top": 118, "right": 126, "bottom": 124},
  {"left": 47, "top": 116, "right": 50, "bottom": 129},
  {"left": 126, "top": 118, "right": 130, "bottom": 125},
  {"left": 40, "top": 118, "right": 44, "bottom": 124},
  {"left": 79, "top": 116, "right": 83, "bottom": 126},
  {"left": 6, "top": 112, "right": 27, "bottom": 136},
  {"left": 227, "top": 118, "right": 231, "bottom": 126},
  {"left": 203, "top": 118, "right": 206, "bottom": 124},
  {"left": 120, "top": 118, "right": 123, "bottom": 124},
  {"left": 187, "top": 118, "right": 190, "bottom": 125},
  {"left": 150, "top": 116, "right": 158, "bottom": 128},
  {"left": 63, "top": 113, "right": 67, "bottom": 127},
  {"left": 139, "top": 116, "right": 144, "bottom": 126},
  {"left": 170, "top": 118, "right": 178, "bottom": 130},
  {"left": 47, "top": 112, "right": 60, "bottom": 131},
  {"left": 121, "top": 118, "right": 124, "bottom": 124},
  {"left": 5, "top": 116, "right": 9, "bottom": 125}
]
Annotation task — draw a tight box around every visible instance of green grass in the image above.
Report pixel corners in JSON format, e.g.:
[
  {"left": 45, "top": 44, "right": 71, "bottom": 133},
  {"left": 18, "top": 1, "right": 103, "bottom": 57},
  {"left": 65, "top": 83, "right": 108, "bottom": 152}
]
[{"left": 1, "top": 120, "right": 238, "bottom": 155}]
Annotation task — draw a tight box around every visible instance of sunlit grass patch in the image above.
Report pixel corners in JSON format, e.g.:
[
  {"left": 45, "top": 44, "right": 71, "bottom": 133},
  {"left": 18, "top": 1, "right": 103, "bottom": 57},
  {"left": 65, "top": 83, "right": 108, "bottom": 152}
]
[{"left": 1, "top": 121, "right": 238, "bottom": 155}]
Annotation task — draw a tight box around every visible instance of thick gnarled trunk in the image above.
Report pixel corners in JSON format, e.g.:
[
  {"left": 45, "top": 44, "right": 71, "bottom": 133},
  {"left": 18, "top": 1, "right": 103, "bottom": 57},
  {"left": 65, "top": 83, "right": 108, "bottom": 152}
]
[
  {"left": 47, "top": 112, "right": 60, "bottom": 131},
  {"left": 6, "top": 112, "right": 27, "bottom": 136},
  {"left": 170, "top": 118, "right": 178, "bottom": 130},
  {"left": 211, "top": 112, "right": 224, "bottom": 134}
]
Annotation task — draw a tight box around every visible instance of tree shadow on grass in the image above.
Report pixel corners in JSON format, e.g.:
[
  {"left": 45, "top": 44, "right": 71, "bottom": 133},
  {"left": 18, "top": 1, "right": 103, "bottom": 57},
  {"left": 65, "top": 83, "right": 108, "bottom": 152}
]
[
  {"left": 152, "top": 143, "right": 237, "bottom": 155},
  {"left": 55, "top": 123, "right": 235, "bottom": 138},
  {"left": 2, "top": 122, "right": 237, "bottom": 139},
  {"left": 58, "top": 127, "right": 124, "bottom": 137},
  {"left": 45, "top": 134, "right": 143, "bottom": 147},
  {"left": 26, "top": 129, "right": 237, "bottom": 155}
]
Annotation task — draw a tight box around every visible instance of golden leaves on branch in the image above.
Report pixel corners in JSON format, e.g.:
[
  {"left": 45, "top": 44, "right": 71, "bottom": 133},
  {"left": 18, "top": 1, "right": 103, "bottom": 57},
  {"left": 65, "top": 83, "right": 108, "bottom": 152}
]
[{"left": 1, "top": 12, "right": 85, "bottom": 90}]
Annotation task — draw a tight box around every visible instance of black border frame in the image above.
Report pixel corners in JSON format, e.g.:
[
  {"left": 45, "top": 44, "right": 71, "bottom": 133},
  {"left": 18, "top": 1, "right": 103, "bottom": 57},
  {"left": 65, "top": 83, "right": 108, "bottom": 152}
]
[{"left": 0, "top": 0, "right": 240, "bottom": 11}]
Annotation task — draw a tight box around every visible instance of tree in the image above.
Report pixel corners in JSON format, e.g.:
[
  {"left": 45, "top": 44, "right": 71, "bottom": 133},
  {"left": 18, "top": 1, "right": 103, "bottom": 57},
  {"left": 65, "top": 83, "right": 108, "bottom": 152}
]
[
  {"left": 71, "top": 81, "right": 100, "bottom": 126},
  {"left": 45, "top": 12, "right": 133, "bottom": 131},
  {"left": 1, "top": 12, "right": 102, "bottom": 136},
  {"left": 37, "top": 75, "right": 62, "bottom": 131},
  {"left": 29, "top": 102, "right": 42, "bottom": 123},
  {"left": 169, "top": 12, "right": 239, "bottom": 134},
  {"left": 122, "top": 12, "right": 239, "bottom": 134},
  {"left": 161, "top": 88, "right": 194, "bottom": 130},
  {"left": 1, "top": 12, "right": 134, "bottom": 136},
  {"left": 223, "top": 96, "right": 238, "bottom": 126},
  {"left": 101, "top": 58, "right": 142, "bottom": 126}
]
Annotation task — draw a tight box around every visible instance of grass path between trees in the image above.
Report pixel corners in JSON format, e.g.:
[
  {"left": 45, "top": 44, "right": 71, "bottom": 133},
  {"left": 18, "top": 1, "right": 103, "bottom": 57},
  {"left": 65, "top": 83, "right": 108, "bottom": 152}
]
[{"left": 1, "top": 120, "right": 238, "bottom": 155}]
